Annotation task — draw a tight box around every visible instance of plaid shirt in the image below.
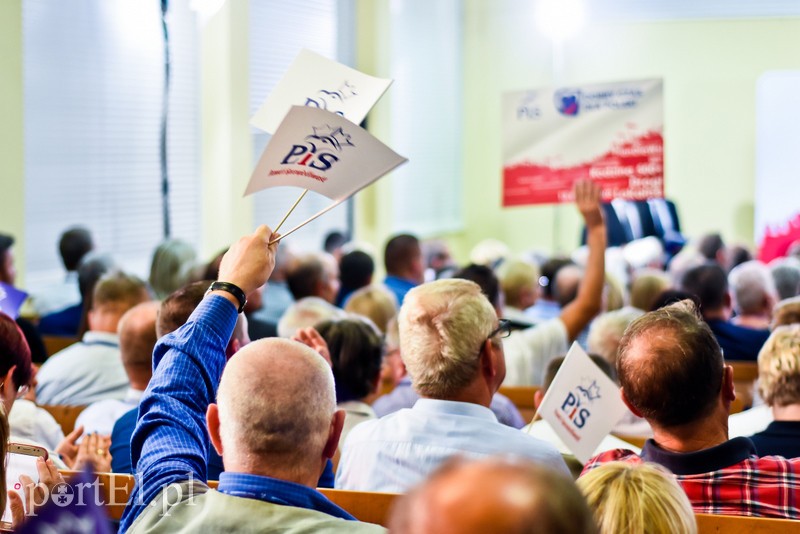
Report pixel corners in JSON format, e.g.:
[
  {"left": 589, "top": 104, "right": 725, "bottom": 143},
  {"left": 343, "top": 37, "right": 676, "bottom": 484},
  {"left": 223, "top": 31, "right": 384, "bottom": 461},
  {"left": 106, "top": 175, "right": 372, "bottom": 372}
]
[{"left": 582, "top": 437, "right": 800, "bottom": 519}]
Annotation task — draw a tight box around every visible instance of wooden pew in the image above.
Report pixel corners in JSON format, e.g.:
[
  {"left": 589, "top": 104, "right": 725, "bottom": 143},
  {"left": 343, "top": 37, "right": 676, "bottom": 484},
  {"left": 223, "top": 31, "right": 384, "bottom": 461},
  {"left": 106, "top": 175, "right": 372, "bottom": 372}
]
[
  {"left": 42, "top": 335, "right": 79, "bottom": 357},
  {"left": 696, "top": 513, "right": 800, "bottom": 533},
  {"left": 39, "top": 404, "right": 87, "bottom": 435},
  {"left": 498, "top": 385, "right": 541, "bottom": 423},
  {"left": 730, "top": 360, "right": 759, "bottom": 410}
]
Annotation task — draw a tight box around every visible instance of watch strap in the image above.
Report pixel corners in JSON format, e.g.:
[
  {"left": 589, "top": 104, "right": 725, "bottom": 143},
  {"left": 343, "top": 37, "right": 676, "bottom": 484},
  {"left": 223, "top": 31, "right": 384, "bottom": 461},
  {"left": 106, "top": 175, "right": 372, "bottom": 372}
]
[{"left": 207, "top": 281, "right": 247, "bottom": 313}]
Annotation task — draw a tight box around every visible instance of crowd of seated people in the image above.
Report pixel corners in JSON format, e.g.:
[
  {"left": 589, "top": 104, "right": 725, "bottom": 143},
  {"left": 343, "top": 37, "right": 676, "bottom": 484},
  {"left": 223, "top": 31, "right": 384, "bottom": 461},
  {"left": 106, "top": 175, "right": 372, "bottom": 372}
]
[{"left": 1, "top": 179, "right": 800, "bottom": 531}]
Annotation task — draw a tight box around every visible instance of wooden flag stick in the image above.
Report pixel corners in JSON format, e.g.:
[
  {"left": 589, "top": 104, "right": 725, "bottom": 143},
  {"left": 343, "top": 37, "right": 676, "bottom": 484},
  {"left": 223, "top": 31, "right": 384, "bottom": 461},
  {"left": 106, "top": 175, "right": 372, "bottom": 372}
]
[
  {"left": 272, "top": 189, "right": 309, "bottom": 234},
  {"left": 269, "top": 198, "right": 344, "bottom": 245}
]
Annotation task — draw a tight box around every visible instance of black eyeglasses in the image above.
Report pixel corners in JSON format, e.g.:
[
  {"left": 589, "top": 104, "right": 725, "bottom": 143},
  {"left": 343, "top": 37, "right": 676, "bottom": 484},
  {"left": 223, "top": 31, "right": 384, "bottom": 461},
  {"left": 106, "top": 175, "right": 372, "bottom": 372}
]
[{"left": 487, "top": 319, "right": 512, "bottom": 340}]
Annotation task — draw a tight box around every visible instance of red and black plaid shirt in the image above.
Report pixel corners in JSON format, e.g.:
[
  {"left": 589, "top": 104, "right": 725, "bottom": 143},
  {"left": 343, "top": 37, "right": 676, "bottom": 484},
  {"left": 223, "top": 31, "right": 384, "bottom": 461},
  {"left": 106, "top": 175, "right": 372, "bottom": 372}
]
[{"left": 582, "top": 437, "right": 800, "bottom": 519}]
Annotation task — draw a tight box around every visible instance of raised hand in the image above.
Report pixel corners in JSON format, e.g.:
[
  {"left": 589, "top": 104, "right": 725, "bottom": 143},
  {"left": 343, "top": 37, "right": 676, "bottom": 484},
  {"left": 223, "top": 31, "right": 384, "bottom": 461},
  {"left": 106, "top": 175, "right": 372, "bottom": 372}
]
[
  {"left": 217, "top": 225, "right": 280, "bottom": 296},
  {"left": 574, "top": 180, "right": 604, "bottom": 229},
  {"left": 55, "top": 425, "right": 84, "bottom": 468}
]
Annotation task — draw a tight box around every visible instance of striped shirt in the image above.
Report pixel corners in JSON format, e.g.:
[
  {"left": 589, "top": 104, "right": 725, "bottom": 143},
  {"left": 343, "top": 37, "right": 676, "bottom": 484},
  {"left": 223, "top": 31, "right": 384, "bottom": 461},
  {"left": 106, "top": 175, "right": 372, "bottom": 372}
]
[{"left": 582, "top": 437, "right": 800, "bottom": 519}]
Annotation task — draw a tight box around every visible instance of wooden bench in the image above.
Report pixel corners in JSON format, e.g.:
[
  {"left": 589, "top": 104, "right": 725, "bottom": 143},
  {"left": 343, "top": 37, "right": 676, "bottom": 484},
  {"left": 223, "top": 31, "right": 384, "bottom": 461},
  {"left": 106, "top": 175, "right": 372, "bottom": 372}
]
[
  {"left": 498, "top": 385, "right": 541, "bottom": 423},
  {"left": 730, "top": 360, "right": 759, "bottom": 410},
  {"left": 42, "top": 335, "right": 79, "bottom": 357},
  {"left": 696, "top": 513, "right": 800, "bottom": 533},
  {"left": 39, "top": 404, "right": 87, "bottom": 435}
]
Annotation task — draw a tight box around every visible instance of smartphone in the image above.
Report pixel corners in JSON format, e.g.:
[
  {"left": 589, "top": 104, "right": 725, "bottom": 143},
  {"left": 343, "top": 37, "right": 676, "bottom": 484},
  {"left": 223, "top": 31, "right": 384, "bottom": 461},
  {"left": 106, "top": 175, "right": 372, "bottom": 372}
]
[{"left": 1, "top": 443, "right": 48, "bottom": 530}]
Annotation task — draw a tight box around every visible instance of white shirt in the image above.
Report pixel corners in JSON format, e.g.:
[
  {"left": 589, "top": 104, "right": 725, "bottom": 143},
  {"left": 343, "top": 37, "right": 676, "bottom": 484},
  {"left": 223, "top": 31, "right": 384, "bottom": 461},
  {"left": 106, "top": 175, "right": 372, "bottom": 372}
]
[
  {"left": 35, "top": 331, "right": 129, "bottom": 406},
  {"left": 502, "top": 318, "right": 569, "bottom": 386},
  {"left": 336, "top": 398, "right": 569, "bottom": 492},
  {"left": 524, "top": 419, "right": 642, "bottom": 458},
  {"left": 8, "top": 399, "right": 65, "bottom": 451},
  {"left": 74, "top": 388, "right": 143, "bottom": 436},
  {"left": 728, "top": 404, "right": 773, "bottom": 439},
  {"left": 338, "top": 400, "right": 377, "bottom": 447},
  {"left": 31, "top": 271, "right": 82, "bottom": 316}
]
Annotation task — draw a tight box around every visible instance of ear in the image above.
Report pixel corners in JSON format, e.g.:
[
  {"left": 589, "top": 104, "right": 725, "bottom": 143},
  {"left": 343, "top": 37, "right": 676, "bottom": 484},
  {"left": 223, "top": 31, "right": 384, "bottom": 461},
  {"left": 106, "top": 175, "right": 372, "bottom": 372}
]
[
  {"left": 225, "top": 338, "right": 241, "bottom": 360},
  {"left": 620, "top": 388, "right": 643, "bottom": 418},
  {"left": 87, "top": 309, "right": 98, "bottom": 331},
  {"left": 723, "top": 292, "right": 732, "bottom": 311},
  {"left": 533, "top": 389, "right": 544, "bottom": 410},
  {"left": 480, "top": 339, "right": 498, "bottom": 380},
  {"left": 322, "top": 409, "right": 346, "bottom": 460},
  {"left": 722, "top": 365, "right": 736, "bottom": 403},
  {"left": 206, "top": 404, "right": 224, "bottom": 457}
]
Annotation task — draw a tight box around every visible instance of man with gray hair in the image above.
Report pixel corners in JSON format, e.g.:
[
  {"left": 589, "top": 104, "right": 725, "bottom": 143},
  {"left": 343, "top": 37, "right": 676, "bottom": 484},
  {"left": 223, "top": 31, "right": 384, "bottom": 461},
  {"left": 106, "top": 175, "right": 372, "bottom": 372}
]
[
  {"left": 120, "top": 226, "right": 383, "bottom": 533},
  {"left": 770, "top": 257, "right": 800, "bottom": 301},
  {"left": 587, "top": 307, "right": 645, "bottom": 367},
  {"left": 335, "top": 278, "right": 568, "bottom": 493},
  {"left": 728, "top": 260, "right": 777, "bottom": 331}
]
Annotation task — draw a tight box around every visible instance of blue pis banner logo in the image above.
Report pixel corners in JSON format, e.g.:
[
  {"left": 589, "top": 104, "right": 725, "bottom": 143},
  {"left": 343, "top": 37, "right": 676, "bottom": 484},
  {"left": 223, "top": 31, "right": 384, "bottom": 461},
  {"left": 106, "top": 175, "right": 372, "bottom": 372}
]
[
  {"left": 305, "top": 81, "right": 358, "bottom": 117},
  {"left": 560, "top": 379, "right": 601, "bottom": 429},
  {"left": 554, "top": 89, "right": 581, "bottom": 117},
  {"left": 281, "top": 125, "right": 355, "bottom": 172}
]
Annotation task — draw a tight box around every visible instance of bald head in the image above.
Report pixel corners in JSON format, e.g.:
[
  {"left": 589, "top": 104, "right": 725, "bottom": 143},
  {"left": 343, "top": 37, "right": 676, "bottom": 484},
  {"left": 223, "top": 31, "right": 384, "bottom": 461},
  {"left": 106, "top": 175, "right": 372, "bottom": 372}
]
[
  {"left": 390, "top": 457, "right": 595, "bottom": 534},
  {"left": 215, "top": 338, "right": 338, "bottom": 481},
  {"left": 118, "top": 301, "right": 159, "bottom": 390}
]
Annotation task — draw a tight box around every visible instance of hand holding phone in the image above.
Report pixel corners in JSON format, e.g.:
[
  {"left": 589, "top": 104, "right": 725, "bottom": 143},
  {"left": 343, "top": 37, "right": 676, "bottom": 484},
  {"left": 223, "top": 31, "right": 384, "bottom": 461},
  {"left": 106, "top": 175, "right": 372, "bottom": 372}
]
[{"left": 3, "top": 444, "right": 65, "bottom": 530}]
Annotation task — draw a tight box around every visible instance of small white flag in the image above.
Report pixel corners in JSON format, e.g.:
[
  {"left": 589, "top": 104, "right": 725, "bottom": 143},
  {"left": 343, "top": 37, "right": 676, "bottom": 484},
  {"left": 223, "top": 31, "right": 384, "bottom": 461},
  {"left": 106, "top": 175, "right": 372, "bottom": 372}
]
[
  {"left": 537, "top": 343, "right": 628, "bottom": 464},
  {"left": 244, "top": 105, "right": 407, "bottom": 200},
  {"left": 250, "top": 49, "right": 393, "bottom": 135}
]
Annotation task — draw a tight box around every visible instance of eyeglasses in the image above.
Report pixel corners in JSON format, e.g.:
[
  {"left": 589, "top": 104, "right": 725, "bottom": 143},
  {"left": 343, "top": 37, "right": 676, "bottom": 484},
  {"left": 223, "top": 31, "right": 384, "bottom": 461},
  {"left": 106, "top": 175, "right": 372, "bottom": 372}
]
[{"left": 487, "top": 319, "right": 512, "bottom": 341}]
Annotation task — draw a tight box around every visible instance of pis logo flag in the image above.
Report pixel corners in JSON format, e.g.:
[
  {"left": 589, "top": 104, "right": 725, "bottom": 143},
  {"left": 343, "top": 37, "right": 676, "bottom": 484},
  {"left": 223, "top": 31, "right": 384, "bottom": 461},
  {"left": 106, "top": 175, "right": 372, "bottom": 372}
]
[
  {"left": 250, "top": 49, "right": 393, "bottom": 135},
  {"left": 0, "top": 282, "right": 27, "bottom": 320},
  {"left": 537, "top": 343, "right": 629, "bottom": 464},
  {"left": 245, "top": 106, "right": 407, "bottom": 200}
]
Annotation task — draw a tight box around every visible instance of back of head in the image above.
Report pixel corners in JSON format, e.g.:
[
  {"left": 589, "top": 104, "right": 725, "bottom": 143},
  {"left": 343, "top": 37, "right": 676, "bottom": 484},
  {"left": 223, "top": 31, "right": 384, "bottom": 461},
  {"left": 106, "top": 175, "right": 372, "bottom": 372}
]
[
  {"left": 453, "top": 264, "right": 501, "bottom": 309},
  {"left": 77, "top": 253, "right": 116, "bottom": 302},
  {"left": 554, "top": 265, "right": 583, "bottom": 308},
  {"left": 577, "top": 462, "right": 696, "bottom": 534},
  {"left": 339, "top": 250, "right": 374, "bottom": 291},
  {"left": 344, "top": 285, "right": 397, "bottom": 333},
  {"left": 148, "top": 239, "right": 198, "bottom": 299},
  {"left": 157, "top": 280, "right": 208, "bottom": 337},
  {"left": 757, "top": 324, "right": 800, "bottom": 407},
  {"left": 384, "top": 234, "right": 421, "bottom": 278},
  {"left": 497, "top": 260, "right": 539, "bottom": 310},
  {"left": 617, "top": 300, "right": 723, "bottom": 428},
  {"left": 93, "top": 272, "right": 148, "bottom": 313},
  {"left": 698, "top": 233, "right": 725, "bottom": 263},
  {"left": 323, "top": 230, "right": 348, "bottom": 255},
  {"left": 286, "top": 254, "right": 326, "bottom": 300},
  {"left": 390, "top": 457, "right": 596, "bottom": 534},
  {"left": 679, "top": 263, "right": 728, "bottom": 314},
  {"left": 0, "top": 234, "right": 14, "bottom": 285},
  {"left": 0, "top": 313, "right": 32, "bottom": 390},
  {"left": 59, "top": 227, "right": 94, "bottom": 272},
  {"left": 771, "top": 257, "right": 800, "bottom": 301},
  {"left": 469, "top": 239, "right": 510, "bottom": 268},
  {"left": 119, "top": 302, "right": 159, "bottom": 387},
  {"left": 728, "top": 260, "right": 776, "bottom": 316},
  {"left": 316, "top": 317, "right": 383, "bottom": 403},
  {"left": 630, "top": 270, "right": 671, "bottom": 311},
  {"left": 399, "top": 279, "right": 495, "bottom": 398},
  {"left": 540, "top": 257, "right": 574, "bottom": 300},
  {"left": 587, "top": 308, "right": 645, "bottom": 366},
  {"left": 649, "top": 289, "right": 699, "bottom": 312},
  {"left": 277, "top": 297, "right": 344, "bottom": 338},
  {"left": 216, "top": 338, "right": 336, "bottom": 475},
  {"left": 727, "top": 244, "right": 753, "bottom": 272},
  {"left": 773, "top": 296, "right": 800, "bottom": 329},
  {"left": 544, "top": 354, "right": 615, "bottom": 391}
]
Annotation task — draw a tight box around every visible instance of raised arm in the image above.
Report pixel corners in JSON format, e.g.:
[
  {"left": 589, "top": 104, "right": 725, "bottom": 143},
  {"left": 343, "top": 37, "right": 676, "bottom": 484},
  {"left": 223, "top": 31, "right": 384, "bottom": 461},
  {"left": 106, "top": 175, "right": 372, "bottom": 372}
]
[
  {"left": 120, "top": 226, "right": 277, "bottom": 531},
  {"left": 559, "top": 181, "right": 606, "bottom": 341}
]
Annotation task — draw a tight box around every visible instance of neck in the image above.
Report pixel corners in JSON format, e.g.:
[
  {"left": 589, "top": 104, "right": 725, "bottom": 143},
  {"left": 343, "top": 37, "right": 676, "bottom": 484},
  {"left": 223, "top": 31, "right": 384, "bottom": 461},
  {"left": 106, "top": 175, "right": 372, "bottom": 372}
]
[
  {"left": 772, "top": 403, "right": 800, "bottom": 421},
  {"left": 224, "top": 455, "right": 322, "bottom": 488},
  {"left": 651, "top": 413, "right": 729, "bottom": 453},
  {"left": 429, "top": 379, "right": 493, "bottom": 409},
  {"left": 730, "top": 314, "right": 770, "bottom": 330},
  {"left": 702, "top": 308, "right": 729, "bottom": 321}
]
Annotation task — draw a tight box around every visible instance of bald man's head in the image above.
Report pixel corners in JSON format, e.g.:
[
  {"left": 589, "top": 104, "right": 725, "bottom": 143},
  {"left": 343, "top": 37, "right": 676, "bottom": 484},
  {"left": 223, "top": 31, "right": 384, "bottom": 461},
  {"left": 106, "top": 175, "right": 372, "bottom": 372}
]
[
  {"left": 118, "top": 301, "right": 159, "bottom": 390},
  {"left": 215, "top": 338, "right": 338, "bottom": 481},
  {"left": 390, "top": 457, "right": 595, "bottom": 534}
]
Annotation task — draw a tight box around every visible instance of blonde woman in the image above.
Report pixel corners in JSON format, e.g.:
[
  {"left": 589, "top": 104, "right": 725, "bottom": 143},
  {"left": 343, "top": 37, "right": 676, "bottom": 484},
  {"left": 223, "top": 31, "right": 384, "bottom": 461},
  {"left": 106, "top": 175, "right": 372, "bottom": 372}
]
[{"left": 577, "top": 462, "right": 696, "bottom": 534}]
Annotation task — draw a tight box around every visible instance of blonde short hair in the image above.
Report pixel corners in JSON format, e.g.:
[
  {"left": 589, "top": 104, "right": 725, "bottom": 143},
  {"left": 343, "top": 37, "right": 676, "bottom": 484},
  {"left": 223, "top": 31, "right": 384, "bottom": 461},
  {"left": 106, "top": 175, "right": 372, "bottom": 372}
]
[
  {"left": 344, "top": 285, "right": 398, "bottom": 334},
  {"left": 772, "top": 296, "right": 800, "bottom": 330},
  {"left": 497, "top": 260, "right": 539, "bottom": 309},
  {"left": 758, "top": 324, "right": 800, "bottom": 406},
  {"left": 578, "top": 462, "right": 696, "bottom": 534},
  {"left": 399, "top": 279, "right": 496, "bottom": 398}
]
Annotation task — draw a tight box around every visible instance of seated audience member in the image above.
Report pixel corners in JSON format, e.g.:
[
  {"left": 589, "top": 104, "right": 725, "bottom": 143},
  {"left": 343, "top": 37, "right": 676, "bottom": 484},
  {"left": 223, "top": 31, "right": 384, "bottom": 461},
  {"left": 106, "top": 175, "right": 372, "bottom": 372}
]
[
  {"left": 336, "top": 250, "right": 374, "bottom": 307},
  {"left": 727, "top": 244, "right": 753, "bottom": 272},
  {"left": 31, "top": 226, "right": 94, "bottom": 316},
  {"left": 583, "top": 300, "right": 800, "bottom": 518},
  {"left": 119, "top": 226, "right": 384, "bottom": 532},
  {"left": 323, "top": 230, "right": 349, "bottom": 262},
  {"left": 389, "top": 457, "right": 595, "bottom": 534},
  {"left": 148, "top": 238, "right": 198, "bottom": 300},
  {"left": 110, "top": 280, "right": 250, "bottom": 478},
  {"left": 525, "top": 257, "right": 573, "bottom": 324},
  {"left": 525, "top": 356, "right": 640, "bottom": 464},
  {"left": 287, "top": 253, "right": 340, "bottom": 305},
  {"left": 383, "top": 234, "right": 425, "bottom": 306},
  {"left": 771, "top": 257, "right": 800, "bottom": 300},
  {"left": 773, "top": 296, "right": 800, "bottom": 328},
  {"left": 748, "top": 325, "right": 800, "bottom": 457},
  {"left": 277, "top": 296, "right": 345, "bottom": 338},
  {"left": 421, "top": 239, "right": 456, "bottom": 281},
  {"left": 74, "top": 301, "right": 159, "bottom": 436},
  {"left": 648, "top": 289, "right": 698, "bottom": 311},
  {"left": 496, "top": 259, "right": 539, "bottom": 327},
  {"left": 469, "top": 239, "right": 510, "bottom": 269},
  {"left": 577, "top": 462, "right": 696, "bottom": 534},
  {"left": 314, "top": 318, "right": 383, "bottom": 444},
  {"left": 681, "top": 263, "right": 770, "bottom": 360},
  {"left": 344, "top": 285, "right": 397, "bottom": 334},
  {"left": 629, "top": 269, "right": 671, "bottom": 312},
  {"left": 728, "top": 260, "right": 778, "bottom": 330},
  {"left": 698, "top": 232, "right": 727, "bottom": 267},
  {"left": 336, "top": 278, "right": 569, "bottom": 493},
  {"left": 253, "top": 241, "right": 296, "bottom": 324},
  {"left": 36, "top": 272, "right": 150, "bottom": 406}
]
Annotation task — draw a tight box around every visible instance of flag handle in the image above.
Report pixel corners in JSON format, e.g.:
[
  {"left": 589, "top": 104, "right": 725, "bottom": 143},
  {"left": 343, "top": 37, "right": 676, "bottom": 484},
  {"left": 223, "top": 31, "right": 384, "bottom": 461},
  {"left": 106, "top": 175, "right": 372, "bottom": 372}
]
[
  {"left": 269, "top": 198, "right": 344, "bottom": 245},
  {"left": 272, "top": 189, "right": 309, "bottom": 235}
]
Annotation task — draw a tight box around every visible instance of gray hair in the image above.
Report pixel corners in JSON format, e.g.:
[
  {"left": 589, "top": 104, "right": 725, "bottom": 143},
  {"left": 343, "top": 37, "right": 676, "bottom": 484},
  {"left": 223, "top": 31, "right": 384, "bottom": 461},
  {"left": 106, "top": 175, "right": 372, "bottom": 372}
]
[
  {"left": 399, "top": 279, "right": 496, "bottom": 398},
  {"left": 277, "top": 296, "right": 345, "bottom": 338},
  {"left": 587, "top": 307, "right": 645, "bottom": 365},
  {"left": 729, "top": 260, "right": 777, "bottom": 315},
  {"left": 771, "top": 257, "right": 800, "bottom": 301}
]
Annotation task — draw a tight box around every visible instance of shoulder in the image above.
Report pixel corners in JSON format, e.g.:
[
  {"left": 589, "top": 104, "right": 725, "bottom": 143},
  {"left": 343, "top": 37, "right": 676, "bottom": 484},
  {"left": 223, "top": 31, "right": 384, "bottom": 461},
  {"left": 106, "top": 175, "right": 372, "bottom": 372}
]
[{"left": 581, "top": 449, "right": 642, "bottom": 475}]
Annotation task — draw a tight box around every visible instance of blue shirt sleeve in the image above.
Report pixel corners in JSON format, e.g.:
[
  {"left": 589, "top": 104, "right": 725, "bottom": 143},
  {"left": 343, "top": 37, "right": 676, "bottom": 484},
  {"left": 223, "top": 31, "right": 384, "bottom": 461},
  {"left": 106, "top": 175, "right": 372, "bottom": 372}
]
[{"left": 119, "top": 295, "right": 238, "bottom": 532}]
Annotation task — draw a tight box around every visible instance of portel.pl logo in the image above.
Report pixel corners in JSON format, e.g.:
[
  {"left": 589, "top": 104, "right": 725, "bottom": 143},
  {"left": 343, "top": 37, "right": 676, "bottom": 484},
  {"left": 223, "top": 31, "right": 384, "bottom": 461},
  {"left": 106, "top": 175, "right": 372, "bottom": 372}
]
[
  {"left": 560, "top": 379, "right": 601, "bottom": 429},
  {"left": 281, "top": 125, "right": 355, "bottom": 172}
]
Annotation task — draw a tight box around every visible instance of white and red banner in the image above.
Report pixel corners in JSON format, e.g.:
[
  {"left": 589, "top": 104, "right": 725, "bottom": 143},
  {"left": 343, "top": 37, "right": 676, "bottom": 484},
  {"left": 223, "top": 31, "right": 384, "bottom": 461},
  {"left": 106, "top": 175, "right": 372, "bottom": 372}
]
[
  {"left": 536, "top": 343, "right": 629, "bottom": 464},
  {"left": 502, "top": 79, "right": 664, "bottom": 206}
]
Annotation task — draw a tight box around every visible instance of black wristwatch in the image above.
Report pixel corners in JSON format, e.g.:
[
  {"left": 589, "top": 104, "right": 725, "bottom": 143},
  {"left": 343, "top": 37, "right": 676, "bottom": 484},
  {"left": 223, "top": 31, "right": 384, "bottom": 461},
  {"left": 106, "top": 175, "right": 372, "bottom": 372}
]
[{"left": 206, "top": 281, "right": 247, "bottom": 313}]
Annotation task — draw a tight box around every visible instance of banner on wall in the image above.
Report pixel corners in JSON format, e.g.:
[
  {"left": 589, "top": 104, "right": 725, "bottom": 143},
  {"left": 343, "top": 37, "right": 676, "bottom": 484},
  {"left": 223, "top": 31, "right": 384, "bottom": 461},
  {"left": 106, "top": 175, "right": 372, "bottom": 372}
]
[{"left": 502, "top": 78, "right": 664, "bottom": 206}]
